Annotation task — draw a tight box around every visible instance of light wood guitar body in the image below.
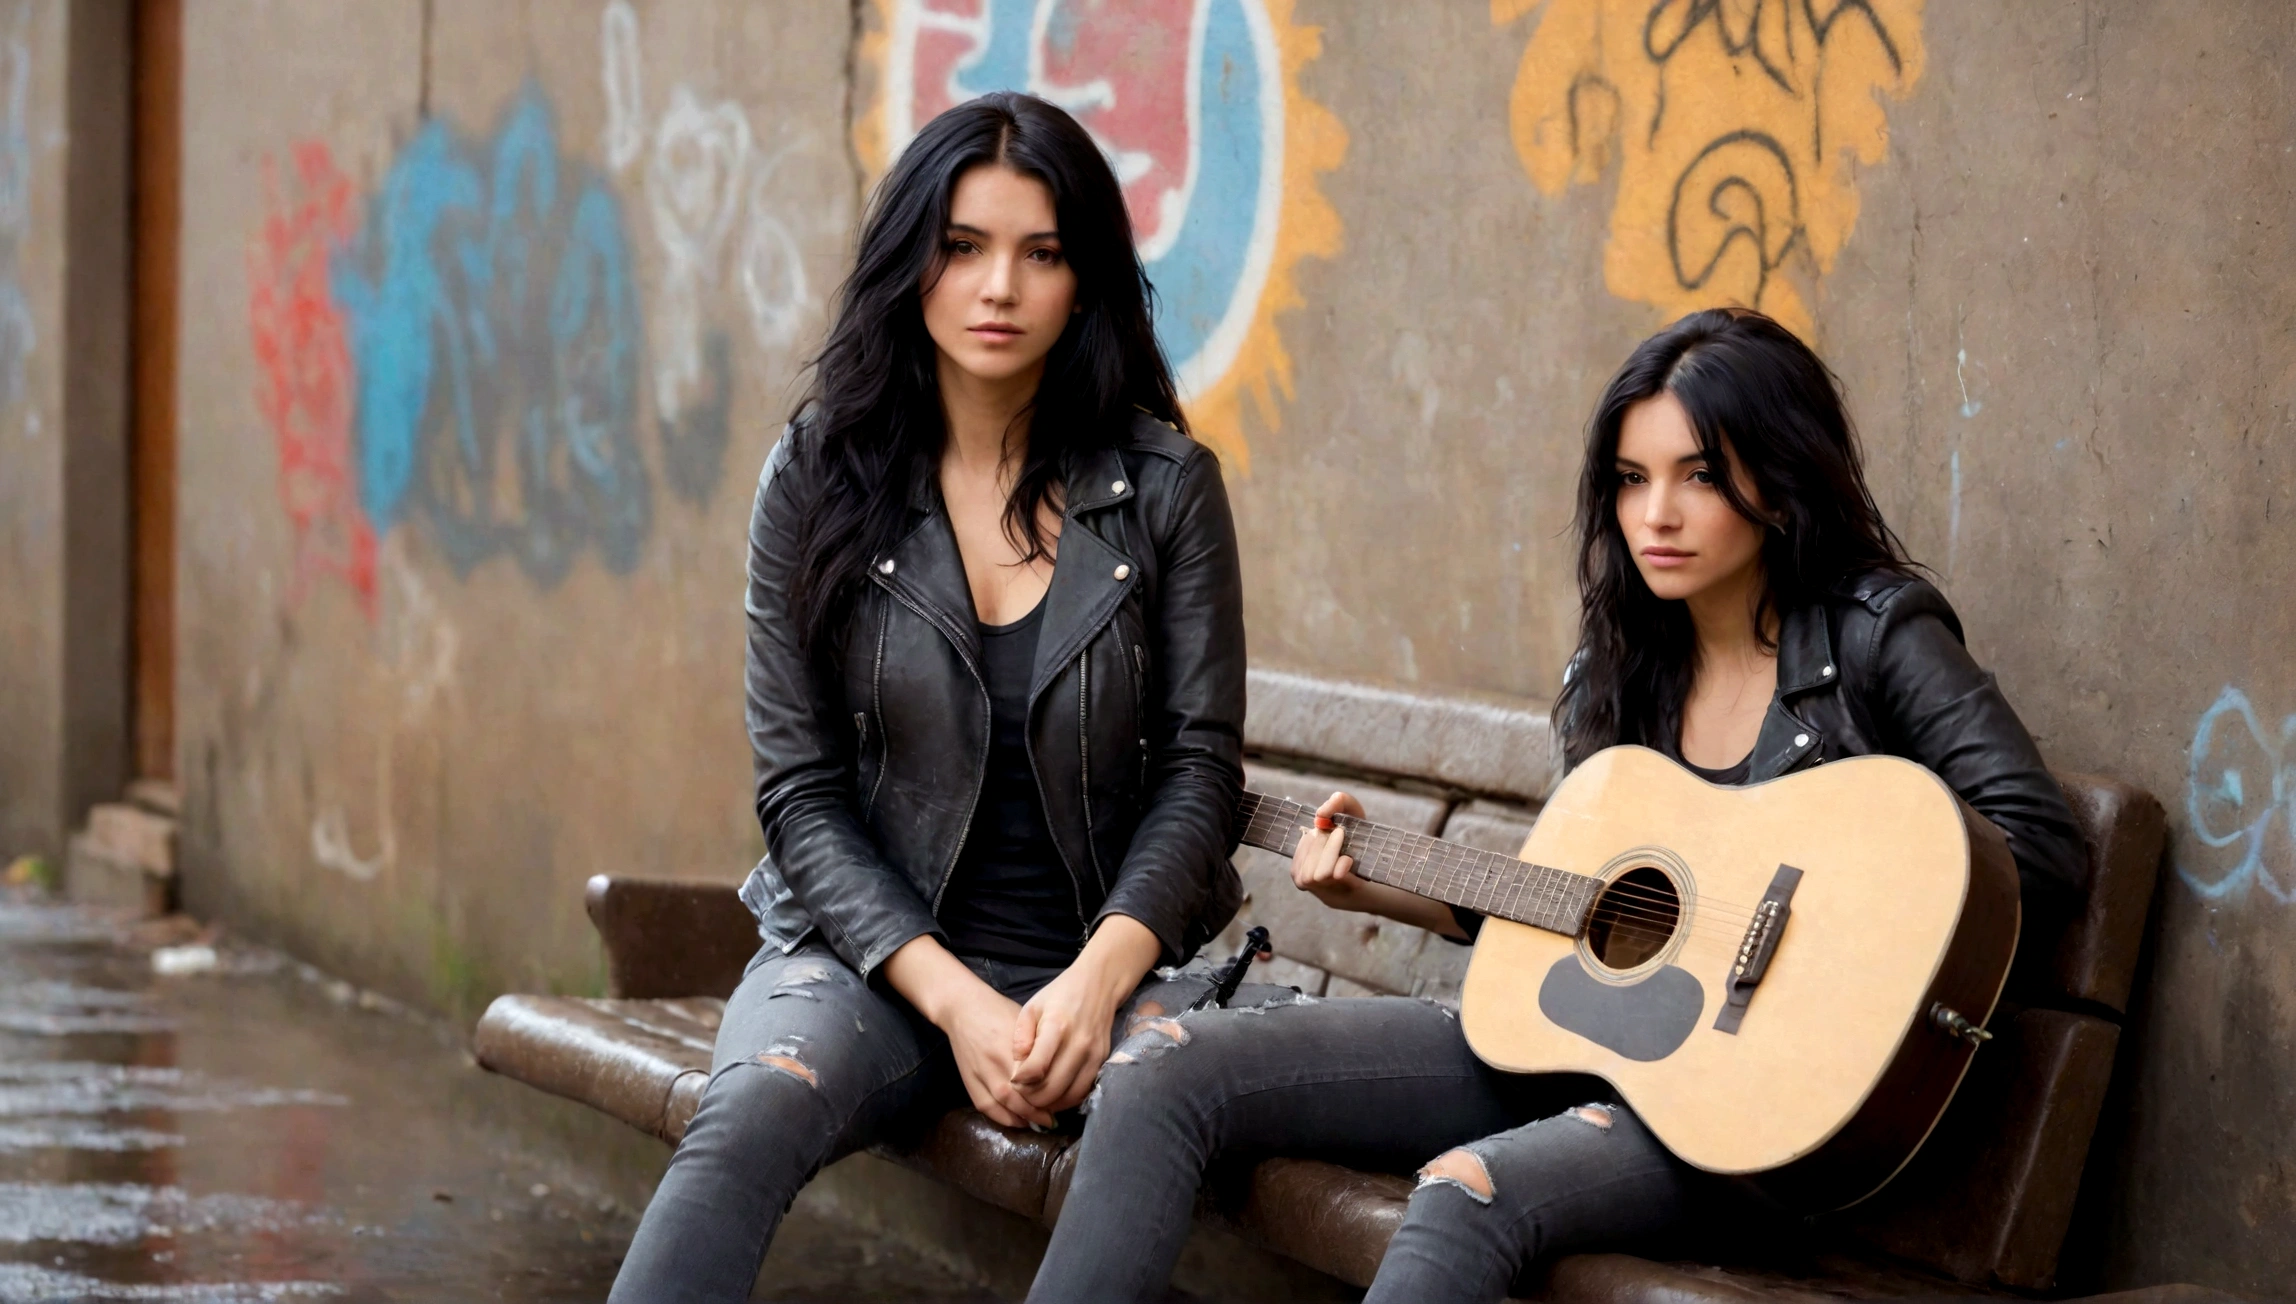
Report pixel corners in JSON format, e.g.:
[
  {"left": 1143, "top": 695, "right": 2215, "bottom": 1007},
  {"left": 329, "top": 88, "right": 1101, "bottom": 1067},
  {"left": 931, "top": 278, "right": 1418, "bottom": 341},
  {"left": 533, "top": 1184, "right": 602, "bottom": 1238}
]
[{"left": 1235, "top": 745, "right": 2021, "bottom": 1211}]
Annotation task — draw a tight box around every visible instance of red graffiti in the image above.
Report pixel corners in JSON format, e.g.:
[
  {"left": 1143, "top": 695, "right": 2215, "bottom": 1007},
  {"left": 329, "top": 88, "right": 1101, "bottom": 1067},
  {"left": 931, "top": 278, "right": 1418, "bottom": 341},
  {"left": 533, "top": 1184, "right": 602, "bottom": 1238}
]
[
  {"left": 248, "top": 141, "right": 376, "bottom": 617},
  {"left": 904, "top": 0, "right": 1198, "bottom": 249}
]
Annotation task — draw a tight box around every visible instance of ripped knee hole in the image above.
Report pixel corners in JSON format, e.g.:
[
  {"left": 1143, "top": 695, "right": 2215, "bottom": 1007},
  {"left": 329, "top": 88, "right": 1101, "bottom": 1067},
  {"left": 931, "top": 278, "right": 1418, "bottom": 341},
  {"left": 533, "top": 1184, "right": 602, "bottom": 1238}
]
[
  {"left": 750, "top": 1046, "right": 819, "bottom": 1088},
  {"left": 1123, "top": 1015, "right": 1190, "bottom": 1044},
  {"left": 1415, "top": 1148, "right": 1495, "bottom": 1204},
  {"left": 1569, "top": 1103, "right": 1613, "bottom": 1130},
  {"left": 767, "top": 962, "right": 840, "bottom": 1001}
]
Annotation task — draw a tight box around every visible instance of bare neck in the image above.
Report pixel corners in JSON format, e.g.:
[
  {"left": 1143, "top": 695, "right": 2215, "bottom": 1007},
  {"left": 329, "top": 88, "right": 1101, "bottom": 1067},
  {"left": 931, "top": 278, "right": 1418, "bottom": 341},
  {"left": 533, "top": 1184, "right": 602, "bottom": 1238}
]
[
  {"left": 937, "top": 353, "right": 1042, "bottom": 476},
  {"left": 1685, "top": 564, "right": 1776, "bottom": 676}
]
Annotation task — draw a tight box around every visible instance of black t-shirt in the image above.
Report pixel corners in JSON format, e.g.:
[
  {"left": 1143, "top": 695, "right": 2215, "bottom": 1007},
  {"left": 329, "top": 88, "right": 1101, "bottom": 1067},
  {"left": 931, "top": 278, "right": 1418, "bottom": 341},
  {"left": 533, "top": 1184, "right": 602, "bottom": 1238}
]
[
  {"left": 1669, "top": 741, "right": 1753, "bottom": 787},
  {"left": 936, "top": 602, "right": 1087, "bottom": 967}
]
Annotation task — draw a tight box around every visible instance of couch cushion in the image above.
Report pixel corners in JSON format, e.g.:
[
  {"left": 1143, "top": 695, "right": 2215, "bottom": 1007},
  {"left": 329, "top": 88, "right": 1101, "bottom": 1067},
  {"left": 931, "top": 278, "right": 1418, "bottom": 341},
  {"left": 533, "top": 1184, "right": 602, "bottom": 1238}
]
[
  {"left": 882, "top": 1107, "right": 1074, "bottom": 1223},
  {"left": 473, "top": 994, "right": 720, "bottom": 1143},
  {"left": 1205, "top": 1157, "right": 1412, "bottom": 1287}
]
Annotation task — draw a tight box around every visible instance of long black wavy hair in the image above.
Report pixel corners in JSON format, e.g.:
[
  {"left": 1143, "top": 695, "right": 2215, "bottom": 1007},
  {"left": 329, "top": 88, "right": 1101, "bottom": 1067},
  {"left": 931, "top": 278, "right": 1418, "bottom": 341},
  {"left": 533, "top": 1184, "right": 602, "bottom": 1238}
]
[
  {"left": 1555, "top": 309, "right": 1913, "bottom": 766},
  {"left": 785, "top": 92, "right": 1184, "bottom": 654}
]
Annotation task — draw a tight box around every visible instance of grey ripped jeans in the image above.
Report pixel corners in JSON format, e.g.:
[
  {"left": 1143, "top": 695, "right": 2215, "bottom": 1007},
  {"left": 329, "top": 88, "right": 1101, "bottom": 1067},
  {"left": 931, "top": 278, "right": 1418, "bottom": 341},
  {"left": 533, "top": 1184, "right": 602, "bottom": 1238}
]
[
  {"left": 1028, "top": 993, "right": 1717, "bottom": 1303},
  {"left": 607, "top": 940, "right": 1268, "bottom": 1304}
]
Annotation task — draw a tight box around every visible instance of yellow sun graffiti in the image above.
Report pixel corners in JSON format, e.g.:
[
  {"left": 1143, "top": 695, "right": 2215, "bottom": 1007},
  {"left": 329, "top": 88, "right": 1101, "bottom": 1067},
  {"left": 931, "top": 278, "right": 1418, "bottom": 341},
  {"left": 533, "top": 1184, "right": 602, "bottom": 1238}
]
[
  {"left": 856, "top": 0, "right": 1344, "bottom": 470},
  {"left": 1494, "top": 0, "right": 1926, "bottom": 339}
]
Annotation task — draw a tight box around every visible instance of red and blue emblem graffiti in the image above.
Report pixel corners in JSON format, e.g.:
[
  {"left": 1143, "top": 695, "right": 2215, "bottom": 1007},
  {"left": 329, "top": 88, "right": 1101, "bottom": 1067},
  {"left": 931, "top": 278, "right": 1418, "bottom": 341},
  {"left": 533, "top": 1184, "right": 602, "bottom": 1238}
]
[{"left": 886, "top": 0, "right": 1284, "bottom": 397}]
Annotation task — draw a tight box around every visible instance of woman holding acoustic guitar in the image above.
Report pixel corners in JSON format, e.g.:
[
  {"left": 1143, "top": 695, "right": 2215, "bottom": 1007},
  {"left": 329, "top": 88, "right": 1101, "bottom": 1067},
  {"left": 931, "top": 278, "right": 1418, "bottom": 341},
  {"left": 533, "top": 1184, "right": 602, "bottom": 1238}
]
[{"left": 1027, "top": 308, "right": 2086, "bottom": 1302}]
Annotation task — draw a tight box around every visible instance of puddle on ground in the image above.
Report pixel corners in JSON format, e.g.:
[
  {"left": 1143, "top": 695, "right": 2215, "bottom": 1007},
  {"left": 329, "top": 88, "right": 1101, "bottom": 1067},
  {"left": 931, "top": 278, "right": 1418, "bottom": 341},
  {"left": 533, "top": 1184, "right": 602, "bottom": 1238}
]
[
  {"left": 0, "top": 891, "right": 1021, "bottom": 1303},
  {"left": 0, "top": 891, "right": 628, "bottom": 1303}
]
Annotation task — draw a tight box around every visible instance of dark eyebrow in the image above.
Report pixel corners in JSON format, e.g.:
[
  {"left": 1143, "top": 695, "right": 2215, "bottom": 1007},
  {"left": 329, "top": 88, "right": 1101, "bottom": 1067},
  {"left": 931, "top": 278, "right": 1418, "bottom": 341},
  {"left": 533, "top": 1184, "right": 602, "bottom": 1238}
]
[
  {"left": 944, "top": 223, "right": 1062, "bottom": 243},
  {"left": 1612, "top": 452, "right": 1709, "bottom": 472}
]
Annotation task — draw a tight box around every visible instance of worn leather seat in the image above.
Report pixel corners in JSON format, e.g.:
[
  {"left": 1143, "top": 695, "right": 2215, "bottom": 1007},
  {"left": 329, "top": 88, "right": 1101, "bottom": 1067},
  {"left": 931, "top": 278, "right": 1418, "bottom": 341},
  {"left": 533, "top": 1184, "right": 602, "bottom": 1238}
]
[{"left": 474, "top": 670, "right": 2174, "bottom": 1300}]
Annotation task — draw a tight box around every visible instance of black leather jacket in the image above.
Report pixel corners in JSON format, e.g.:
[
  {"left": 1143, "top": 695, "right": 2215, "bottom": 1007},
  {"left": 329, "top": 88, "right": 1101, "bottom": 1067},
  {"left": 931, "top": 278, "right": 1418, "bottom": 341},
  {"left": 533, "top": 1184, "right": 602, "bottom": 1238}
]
[
  {"left": 1715, "top": 570, "right": 2087, "bottom": 909},
  {"left": 738, "top": 412, "right": 1247, "bottom": 979}
]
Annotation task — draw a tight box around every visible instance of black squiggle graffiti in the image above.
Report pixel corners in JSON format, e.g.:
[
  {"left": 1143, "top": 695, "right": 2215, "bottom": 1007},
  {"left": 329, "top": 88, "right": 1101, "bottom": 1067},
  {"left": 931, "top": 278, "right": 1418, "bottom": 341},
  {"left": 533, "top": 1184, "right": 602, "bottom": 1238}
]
[
  {"left": 1641, "top": 0, "right": 1906, "bottom": 305},
  {"left": 1667, "top": 131, "right": 1805, "bottom": 306}
]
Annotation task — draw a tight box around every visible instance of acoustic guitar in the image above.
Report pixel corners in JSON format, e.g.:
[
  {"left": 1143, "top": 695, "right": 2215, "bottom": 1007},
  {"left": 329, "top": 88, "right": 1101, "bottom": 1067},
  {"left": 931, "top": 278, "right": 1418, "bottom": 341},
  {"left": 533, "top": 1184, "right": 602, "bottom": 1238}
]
[{"left": 1233, "top": 744, "right": 2020, "bottom": 1211}]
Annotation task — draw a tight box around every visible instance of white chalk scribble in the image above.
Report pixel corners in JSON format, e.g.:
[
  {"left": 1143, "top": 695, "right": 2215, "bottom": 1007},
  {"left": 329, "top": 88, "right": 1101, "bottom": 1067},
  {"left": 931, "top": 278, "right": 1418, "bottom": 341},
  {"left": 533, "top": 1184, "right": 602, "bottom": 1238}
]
[
  {"left": 600, "top": 0, "right": 833, "bottom": 417},
  {"left": 740, "top": 148, "right": 812, "bottom": 351},
  {"left": 645, "top": 86, "right": 753, "bottom": 423},
  {"left": 600, "top": 0, "right": 646, "bottom": 173}
]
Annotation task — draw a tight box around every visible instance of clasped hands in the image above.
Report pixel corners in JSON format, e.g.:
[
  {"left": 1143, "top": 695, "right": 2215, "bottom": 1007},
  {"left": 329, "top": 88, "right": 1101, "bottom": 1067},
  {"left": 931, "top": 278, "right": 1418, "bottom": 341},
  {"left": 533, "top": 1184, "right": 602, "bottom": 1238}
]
[{"left": 885, "top": 914, "right": 1162, "bottom": 1131}]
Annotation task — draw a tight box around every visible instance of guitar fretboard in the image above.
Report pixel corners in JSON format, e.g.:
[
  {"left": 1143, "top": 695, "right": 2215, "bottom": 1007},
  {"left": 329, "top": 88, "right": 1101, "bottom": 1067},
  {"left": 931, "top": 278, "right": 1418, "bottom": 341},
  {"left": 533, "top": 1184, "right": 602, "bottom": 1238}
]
[{"left": 1235, "top": 792, "right": 1602, "bottom": 937}]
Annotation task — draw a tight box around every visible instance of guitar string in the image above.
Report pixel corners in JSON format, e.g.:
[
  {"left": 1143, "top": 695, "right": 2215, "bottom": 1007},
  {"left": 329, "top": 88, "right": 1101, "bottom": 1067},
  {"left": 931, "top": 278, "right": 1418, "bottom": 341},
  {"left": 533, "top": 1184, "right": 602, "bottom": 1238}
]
[
  {"left": 1247, "top": 800, "right": 1770, "bottom": 920},
  {"left": 1234, "top": 800, "right": 1770, "bottom": 935},
  {"left": 1253, "top": 817, "right": 1754, "bottom": 943},
  {"left": 1239, "top": 805, "right": 1749, "bottom": 958},
  {"left": 1249, "top": 826, "right": 1744, "bottom": 936},
  {"left": 1234, "top": 800, "right": 1766, "bottom": 930}
]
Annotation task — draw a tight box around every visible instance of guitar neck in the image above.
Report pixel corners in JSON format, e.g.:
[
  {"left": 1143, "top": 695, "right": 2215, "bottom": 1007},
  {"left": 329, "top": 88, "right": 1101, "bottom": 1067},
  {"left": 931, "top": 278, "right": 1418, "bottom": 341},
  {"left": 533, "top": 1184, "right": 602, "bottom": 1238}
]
[{"left": 1234, "top": 791, "right": 1602, "bottom": 937}]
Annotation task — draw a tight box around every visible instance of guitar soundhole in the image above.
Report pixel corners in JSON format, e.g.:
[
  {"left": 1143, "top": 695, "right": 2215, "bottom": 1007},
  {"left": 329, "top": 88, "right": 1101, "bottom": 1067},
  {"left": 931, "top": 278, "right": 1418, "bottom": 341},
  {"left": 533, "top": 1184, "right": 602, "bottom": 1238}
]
[{"left": 1586, "top": 866, "right": 1682, "bottom": 972}]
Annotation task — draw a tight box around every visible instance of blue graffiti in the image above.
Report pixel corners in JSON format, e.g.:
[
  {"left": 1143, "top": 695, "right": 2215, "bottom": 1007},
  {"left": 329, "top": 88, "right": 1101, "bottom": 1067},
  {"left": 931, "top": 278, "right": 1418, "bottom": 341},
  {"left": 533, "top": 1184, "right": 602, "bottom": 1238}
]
[
  {"left": 0, "top": 30, "right": 37, "bottom": 413},
  {"left": 2182, "top": 687, "right": 2296, "bottom": 902},
  {"left": 332, "top": 85, "right": 650, "bottom": 587}
]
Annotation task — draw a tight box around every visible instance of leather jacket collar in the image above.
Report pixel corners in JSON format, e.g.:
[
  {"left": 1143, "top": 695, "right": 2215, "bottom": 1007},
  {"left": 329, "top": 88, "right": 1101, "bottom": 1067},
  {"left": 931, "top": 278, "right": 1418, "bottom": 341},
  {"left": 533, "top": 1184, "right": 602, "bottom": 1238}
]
[
  {"left": 1745, "top": 593, "right": 1836, "bottom": 780},
  {"left": 877, "top": 448, "right": 1144, "bottom": 703}
]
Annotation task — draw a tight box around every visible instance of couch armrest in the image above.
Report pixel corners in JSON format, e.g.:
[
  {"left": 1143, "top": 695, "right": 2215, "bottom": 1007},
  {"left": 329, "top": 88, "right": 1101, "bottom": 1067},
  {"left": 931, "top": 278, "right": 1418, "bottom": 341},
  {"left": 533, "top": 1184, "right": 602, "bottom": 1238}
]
[{"left": 585, "top": 875, "right": 758, "bottom": 999}]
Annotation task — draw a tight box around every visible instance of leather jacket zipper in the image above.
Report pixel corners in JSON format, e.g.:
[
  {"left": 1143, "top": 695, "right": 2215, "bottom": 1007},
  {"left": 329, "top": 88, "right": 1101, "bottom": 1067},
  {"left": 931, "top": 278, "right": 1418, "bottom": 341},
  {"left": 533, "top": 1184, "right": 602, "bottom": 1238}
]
[
  {"left": 1132, "top": 642, "right": 1149, "bottom": 792},
  {"left": 1077, "top": 650, "right": 1114, "bottom": 897},
  {"left": 873, "top": 577, "right": 990, "bottom": 914},
  {"left": 860, "top": 601, "right": 890, "bottom": 820}
]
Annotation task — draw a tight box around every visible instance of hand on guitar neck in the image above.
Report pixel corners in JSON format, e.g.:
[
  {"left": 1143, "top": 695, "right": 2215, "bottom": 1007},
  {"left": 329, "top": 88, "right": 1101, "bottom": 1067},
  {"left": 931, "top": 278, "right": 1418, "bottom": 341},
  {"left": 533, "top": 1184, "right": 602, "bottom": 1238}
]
[{"left": 1291, "top": 791, "right": 1474, "bottom": 941}]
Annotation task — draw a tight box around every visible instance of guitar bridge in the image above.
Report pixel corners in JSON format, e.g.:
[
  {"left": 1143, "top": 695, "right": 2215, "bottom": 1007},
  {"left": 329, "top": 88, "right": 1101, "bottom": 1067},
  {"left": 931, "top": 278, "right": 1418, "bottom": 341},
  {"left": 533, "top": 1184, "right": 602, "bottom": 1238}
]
[{"left": 1714, "top": 865, "right": 1803, "bottom": 1035}]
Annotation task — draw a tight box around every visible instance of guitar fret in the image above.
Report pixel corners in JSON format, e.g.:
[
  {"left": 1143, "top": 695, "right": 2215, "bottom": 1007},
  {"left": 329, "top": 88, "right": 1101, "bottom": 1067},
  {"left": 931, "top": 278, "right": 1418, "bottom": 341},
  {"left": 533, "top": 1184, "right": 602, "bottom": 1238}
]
[{"left": 1231, "top": 789, "right": 1598, "bottom": 940}]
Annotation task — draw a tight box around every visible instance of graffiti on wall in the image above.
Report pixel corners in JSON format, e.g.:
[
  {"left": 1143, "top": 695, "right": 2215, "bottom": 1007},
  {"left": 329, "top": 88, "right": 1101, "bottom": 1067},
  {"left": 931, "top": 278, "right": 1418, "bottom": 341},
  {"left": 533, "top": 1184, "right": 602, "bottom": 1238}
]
[
  {"left": 251, "top": 71, "right": 794, "bottom": 603},
  {"left": 860, "top": 0, "right": 1346, "bottom": 467},
  {"left": 328, "top": 86, "right": 653, "bottom": 589},
  {"left": 599, "top": 0, "right": 833, "bottom": 503},
  {"left": 0, "top": 13, "right": 36, "bottom": 413},
  {"left": 2183, "top": 687, "right": 2296, "bottom": 903},
  {"left": 249, "top": 144, "right": 377, "bottom": 615},
  {"left": 1493, "top": 0, "right": 1926, "bottom": 339}
]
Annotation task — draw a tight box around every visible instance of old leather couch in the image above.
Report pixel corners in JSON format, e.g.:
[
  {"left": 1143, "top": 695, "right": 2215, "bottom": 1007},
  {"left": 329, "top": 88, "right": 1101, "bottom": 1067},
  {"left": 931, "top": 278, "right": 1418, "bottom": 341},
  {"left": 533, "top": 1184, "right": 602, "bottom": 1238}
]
[{"left": 475, "top": 667, "right": 2172, "bottom": 1299}]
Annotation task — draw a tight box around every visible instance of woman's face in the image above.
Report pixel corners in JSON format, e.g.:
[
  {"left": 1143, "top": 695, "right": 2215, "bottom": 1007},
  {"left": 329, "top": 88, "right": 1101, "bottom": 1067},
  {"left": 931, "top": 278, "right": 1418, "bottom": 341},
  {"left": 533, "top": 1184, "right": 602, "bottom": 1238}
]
[
  {"left": 921, "top": 163, "right": 1078, "bottom": 389},
  {"left": 1613, "top": 390, "right": 1769, "bottom": 603}
]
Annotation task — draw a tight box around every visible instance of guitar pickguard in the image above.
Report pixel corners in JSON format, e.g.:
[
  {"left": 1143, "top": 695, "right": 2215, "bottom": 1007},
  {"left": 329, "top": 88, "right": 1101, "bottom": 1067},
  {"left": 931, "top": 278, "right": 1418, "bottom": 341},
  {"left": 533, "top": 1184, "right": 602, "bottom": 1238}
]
[{"left": 1536, "top": 957, "right": 1705, "bottom": 1062}]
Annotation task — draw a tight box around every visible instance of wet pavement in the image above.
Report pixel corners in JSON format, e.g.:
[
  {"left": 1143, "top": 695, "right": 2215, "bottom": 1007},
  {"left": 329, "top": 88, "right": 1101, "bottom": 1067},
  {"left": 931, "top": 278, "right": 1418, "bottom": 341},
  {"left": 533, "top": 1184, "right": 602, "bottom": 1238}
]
[{"left": 0, "top": 890, "right": 1001, "bottom": 1302}]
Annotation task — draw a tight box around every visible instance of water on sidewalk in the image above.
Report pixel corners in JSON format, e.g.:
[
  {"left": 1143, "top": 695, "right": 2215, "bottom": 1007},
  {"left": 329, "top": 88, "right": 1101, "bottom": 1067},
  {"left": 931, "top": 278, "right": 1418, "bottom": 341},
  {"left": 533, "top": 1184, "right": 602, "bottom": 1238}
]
[{"left": 0, "top": 891, "right": 999, "bottom": 1302}]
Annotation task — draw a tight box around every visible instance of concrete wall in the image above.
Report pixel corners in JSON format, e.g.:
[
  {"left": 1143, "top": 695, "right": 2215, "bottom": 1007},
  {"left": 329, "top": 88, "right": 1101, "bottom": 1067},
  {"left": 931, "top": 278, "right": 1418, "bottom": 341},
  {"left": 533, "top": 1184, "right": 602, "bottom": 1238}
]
[
  {"left": 155, "top": 0, "right": 2290, "bottom": 1293},
  {"left": 174, "top": 0, "right": 855, "bottom": 1010},
  {"left": 0, "top": 0, "right": 131, "bottom": 869}
]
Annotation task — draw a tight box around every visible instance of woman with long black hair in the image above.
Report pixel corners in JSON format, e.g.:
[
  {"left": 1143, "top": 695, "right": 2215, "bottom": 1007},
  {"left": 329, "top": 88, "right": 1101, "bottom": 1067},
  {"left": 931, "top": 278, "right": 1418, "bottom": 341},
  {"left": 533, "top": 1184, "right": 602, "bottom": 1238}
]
[
  {"left": 1028, "top": 308, "right": 2086, "bottom": 1302},
  {"left": 608, "top": 92, "right": 1253, "bottom": 1302}
]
